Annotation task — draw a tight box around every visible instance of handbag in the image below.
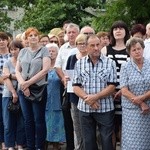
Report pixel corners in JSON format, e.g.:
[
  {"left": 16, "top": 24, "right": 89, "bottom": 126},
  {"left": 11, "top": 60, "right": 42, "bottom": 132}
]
[
  {"left": 24, "top": 47, "right": 47, "bottom": 102},
  {"left": 25, "top": 83, "right": 46, "bottom": 102},
  {"left": 8, "top": 98, "right": 21, "bottom": 113},
  {"left": 62, "top": 88, "right": 71, "bottom": 110}
]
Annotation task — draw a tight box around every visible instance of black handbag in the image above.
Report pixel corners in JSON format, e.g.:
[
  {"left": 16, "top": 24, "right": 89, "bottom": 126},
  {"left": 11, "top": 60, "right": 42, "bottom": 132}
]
[
  {"left": 62, "top": 88, "right": 71, "bottom": 110},
  {"left": 25, "top": 83, "right": 46, "bottom": 102},
  {"left": 8, "top": 98, "right": 21, "bottom": 113}
]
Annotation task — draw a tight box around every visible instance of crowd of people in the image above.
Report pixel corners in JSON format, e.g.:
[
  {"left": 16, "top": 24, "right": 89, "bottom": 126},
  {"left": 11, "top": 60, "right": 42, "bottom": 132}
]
[{"left": 0, "top": 20, "right": 150, "bottom": 150}]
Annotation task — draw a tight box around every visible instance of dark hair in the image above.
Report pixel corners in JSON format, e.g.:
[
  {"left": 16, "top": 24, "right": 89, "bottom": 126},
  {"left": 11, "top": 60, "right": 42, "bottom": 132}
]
[
  {"left": 0, "top": 32, "right": 9, "bottom": 40},
  {"left": 130, "top": 24, "right": 146, "bottom": 36},
  {"left": 63, "top": 20, "right": 72, "bottom": 26},
  {"left": 110, "top": 20, "right": 130, "bottom": 46},
  {"left": 39, "top": 34, "right": 50, "bottom": 41},
  {"left": 9, "top": 40, "right": 24, "bottom": 52}
]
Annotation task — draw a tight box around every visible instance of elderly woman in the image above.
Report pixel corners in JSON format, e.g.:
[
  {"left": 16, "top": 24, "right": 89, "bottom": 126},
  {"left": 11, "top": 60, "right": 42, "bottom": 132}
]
[
  {"left": 45, "top": 43, "right": 65, "bottom": 150},
  {"left": 66, "top": 33, "right": 88, "bottom": 150},
  {"left": 120, "top": 37, "right": 150, "bottom": 150},
  {"left": 16, "top": 27, "right": 50, "bottom": 150}
]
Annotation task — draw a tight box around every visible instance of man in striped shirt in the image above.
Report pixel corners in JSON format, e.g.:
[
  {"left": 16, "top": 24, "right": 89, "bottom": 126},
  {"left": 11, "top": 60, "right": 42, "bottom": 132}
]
[{"left": 73, "top": 35, "right": 117, "bottom": 150}]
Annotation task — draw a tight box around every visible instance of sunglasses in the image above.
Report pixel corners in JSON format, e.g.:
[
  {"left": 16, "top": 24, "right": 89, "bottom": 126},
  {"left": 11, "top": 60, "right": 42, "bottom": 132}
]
[
  {"left": 83, "top": 32, "right": 94, "bottom": 35},
  {"left": 50, "top": 40, "right": 58, "bottom": 44}
]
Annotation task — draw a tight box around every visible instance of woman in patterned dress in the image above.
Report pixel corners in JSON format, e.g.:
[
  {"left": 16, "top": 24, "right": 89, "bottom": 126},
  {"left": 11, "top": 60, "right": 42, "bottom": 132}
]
[
  {"left": 120, "top": 37, "right": 150, "bottom": 150},
  {"left": 45, "top": 43, "right": 65, "bottom": 150}
]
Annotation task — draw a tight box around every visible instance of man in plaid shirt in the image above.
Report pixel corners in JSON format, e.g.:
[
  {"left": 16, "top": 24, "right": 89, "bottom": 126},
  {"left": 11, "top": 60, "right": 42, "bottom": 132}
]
[{"left": 73, "top": 35, "right": 117, "bottom": 150}]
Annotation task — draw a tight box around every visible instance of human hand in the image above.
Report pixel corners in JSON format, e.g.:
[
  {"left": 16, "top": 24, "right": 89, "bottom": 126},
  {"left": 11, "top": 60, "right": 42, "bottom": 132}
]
[
  {"left": 140, "top": 102, "right": 150, "bottom": 114},
  {"left": 84, "top": 94, "right": 99, "bottom": 106},
  {"left": 90, "top": 101, "right": 100, "bottom": 110},
  {"left": 113, "top": 90, "right": 121, "bottom": 101},
  {"left": 20, "top": 80, "right": 30, "bottom": 91},
  {"left": 61, "top": 76, "right": 70, "bottom": 88},
  {"left": 2, "top": 73, "right": 10, "bottom": 80},
  {"left": 23, "top": 88, "right": 30, "bottom": 97},
  {"left": 12, "top": 92, "right": 18, "bottom": 103},
  {"left": 131, "top": 95, "right": 144, "bottom": 105}
]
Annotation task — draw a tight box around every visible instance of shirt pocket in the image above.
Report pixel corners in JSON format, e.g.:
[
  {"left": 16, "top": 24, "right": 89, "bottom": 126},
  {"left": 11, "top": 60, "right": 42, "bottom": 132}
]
[
  {"left": 97, "top": 69, "right": 108, "bottom": 82},
  {"left": 80, "top": 69, "right": 90, "bottom": 86}
]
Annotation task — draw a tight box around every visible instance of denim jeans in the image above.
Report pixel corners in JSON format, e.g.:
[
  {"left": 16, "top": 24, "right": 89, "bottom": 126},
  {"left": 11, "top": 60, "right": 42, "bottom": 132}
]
[
  {"left": 2, "top": 97, "right": 26, "bottom": 147},
  {"left": 18, "top": 90, "right": 46, "bottom": 150},
  {"left": 79, "top": 110, "right": 114, "bottom": 150},
  {"left": 0, "top": 94, "right": 4, "bottom": 142}
]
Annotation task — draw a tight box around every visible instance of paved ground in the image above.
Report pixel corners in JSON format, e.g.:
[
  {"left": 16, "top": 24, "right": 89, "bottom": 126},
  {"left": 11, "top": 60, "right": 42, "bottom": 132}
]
[{"left": 47, "top": 142, "right": 121, "bottom": 150}]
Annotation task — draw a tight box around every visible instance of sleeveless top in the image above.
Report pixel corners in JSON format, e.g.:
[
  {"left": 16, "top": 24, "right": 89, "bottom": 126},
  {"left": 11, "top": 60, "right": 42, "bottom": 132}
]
[{"left": 106, "top": 45, "right": 129, "bottom": 114}]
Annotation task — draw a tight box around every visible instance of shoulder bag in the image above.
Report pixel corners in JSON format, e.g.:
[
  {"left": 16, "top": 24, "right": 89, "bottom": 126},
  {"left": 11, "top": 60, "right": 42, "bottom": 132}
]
[{"left": 24, "top": 48, "right": 47, "bottom": 102}]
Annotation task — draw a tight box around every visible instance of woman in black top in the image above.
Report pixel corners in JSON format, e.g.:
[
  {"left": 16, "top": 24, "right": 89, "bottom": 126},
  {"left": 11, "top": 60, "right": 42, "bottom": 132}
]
[{"left": 101, "top": 20, "right": 130, "bottom": 149}]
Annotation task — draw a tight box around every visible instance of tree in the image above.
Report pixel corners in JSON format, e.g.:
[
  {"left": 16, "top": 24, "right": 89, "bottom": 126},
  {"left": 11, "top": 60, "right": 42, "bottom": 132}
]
[
  {"left": 0, "top": 0, "right": 36, "bottom": 31},
  {"left": 92, "top": 0, "right": 150, "bottom": 32},
  {"left": 15, "top": 0, "right": 99, "bottom": 33}
]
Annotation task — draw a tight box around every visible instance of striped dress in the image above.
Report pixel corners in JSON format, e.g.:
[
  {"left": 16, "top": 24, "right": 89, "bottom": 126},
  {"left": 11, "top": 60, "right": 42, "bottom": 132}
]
[{"left": 106, "top": 45, "right": 129, "bottom": 114}]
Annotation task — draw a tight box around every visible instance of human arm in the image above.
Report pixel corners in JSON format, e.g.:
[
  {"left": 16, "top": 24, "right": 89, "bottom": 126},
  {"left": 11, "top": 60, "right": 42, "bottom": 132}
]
[
  {"left": 3, "top": 67, "right": 18, "bottom": 103},
  {"left": 17, "top": 57, "right": 50, "bottom": 91},
  {"left": 73, "top": 85, "right": 100, "bottom": 109},
  {"left": 0, "top": 76, "right": 4, "bottom": 84},
  {"left": 120, "top": 62, "right": 149, "bottom": 113}
]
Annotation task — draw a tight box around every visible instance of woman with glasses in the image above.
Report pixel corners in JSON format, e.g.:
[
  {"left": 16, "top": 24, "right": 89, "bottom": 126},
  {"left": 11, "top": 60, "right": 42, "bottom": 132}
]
[{"left": 65, "top": 34, "right": 88, "bottom": 150}]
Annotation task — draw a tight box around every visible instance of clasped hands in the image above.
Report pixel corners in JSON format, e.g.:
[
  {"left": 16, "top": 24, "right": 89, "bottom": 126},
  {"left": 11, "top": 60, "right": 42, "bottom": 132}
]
[
  {"left": 20, "top": 80, "right": 31, "bottom": 97},
  {"left": 83, "top": 94, "right": 100, "bottom": 110},
  {"left": 131, "top": 95, "right": 150, "bottom": 114}
]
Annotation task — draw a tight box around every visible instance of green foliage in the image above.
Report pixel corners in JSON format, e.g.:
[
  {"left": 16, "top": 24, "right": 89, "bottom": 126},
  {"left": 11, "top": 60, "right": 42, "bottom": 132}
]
[
  {"left": 15, "top": 0, "right": 98, "bottom": 33},
  {"left": 92, "top": 0, "right": 150, "bottom": 32},
  {"left": 1, "top": 0, "right": 150, "bottom": 33},
  {"left": 0, "top": 11, "right": 12, "bottom": 31}
]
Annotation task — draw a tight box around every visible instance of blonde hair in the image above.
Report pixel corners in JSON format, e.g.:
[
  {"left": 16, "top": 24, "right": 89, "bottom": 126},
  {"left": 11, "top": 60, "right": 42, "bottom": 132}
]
[{"left": 75, "top": 34, "right": 87, "bottom": 45}]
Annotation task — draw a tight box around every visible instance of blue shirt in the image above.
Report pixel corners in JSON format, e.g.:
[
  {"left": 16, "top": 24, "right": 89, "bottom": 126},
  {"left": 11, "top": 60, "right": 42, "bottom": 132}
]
[{"left": 73, "top": 54, "right": 117, "bottom": 113}]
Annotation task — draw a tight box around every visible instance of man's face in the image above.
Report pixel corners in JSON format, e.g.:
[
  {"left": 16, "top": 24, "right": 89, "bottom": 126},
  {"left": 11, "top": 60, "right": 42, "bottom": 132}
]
[
  {"left": 87, "top": 37, "right": 101, "bottom": 58},
  {"left": 66, "top": 27, "right": 79, "bottom": 43}
]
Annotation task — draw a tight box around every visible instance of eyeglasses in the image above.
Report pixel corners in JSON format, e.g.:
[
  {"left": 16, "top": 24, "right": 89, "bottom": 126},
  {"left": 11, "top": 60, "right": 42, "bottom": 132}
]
[
  {"left": 77, "top": 42, "right": 86, "bottom": 46},
  {"left": 83, "top": 32, "right": 94, "bottom": 35},
  {"left": 50, "top": 40, "right": 58, "bottom": 44}
]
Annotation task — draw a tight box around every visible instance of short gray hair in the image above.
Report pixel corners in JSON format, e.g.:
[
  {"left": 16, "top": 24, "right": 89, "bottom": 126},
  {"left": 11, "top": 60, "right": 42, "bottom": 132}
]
[
  {"left": 126, "top": 37, "right": 145, "bottom": 54},
  {"left": 66, "top": 23, "right": 80, "bottom": 33},
  {"left": 45, "top": 43, "right": 59, "bottom": 52}
]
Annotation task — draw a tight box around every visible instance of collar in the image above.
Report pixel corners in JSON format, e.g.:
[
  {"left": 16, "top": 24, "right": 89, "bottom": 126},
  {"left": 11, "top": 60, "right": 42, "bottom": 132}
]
[{"left": 85, "top": 53, "right": 105, "bottom": 63}]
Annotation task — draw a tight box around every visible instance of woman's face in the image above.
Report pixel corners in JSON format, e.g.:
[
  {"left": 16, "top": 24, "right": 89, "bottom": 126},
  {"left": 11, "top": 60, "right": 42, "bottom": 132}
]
[
  {"left": 76, "top": 40, "right": 87, "bottom": 53},
  {"left": 39, "top": 37, "right": 50, "bottom": 46},
  {"left": 27, "top": 31, "right": 39, "bottom": 45},
  {"left": 10, "top": 46, "right": 20, "bottom": 58},
  {"left": 113, "top": 27, "right": 126, "bottom": 40},
  {"left": 130, "top": 42, "right": 143, "bottom": 61},
  {"left": 48, "top": 47, "right": 58, "bottom": 60},
  {"left": 49, "top": 37, "right": 59, "bottom": 45},
  {"left": 132, "top": 32, "right": 144, "bottom": 39}
]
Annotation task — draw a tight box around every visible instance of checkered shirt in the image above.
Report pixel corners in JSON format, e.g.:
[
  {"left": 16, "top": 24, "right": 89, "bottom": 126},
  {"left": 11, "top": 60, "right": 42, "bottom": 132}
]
[{"left": 73, "top": 54, "right": 117, "bottom": 113}]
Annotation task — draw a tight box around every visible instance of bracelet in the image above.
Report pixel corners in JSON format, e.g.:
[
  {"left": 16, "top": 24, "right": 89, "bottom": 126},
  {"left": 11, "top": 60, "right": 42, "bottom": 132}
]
[{"left": 9, "top": 74, "right": 12, "bottom": 79}]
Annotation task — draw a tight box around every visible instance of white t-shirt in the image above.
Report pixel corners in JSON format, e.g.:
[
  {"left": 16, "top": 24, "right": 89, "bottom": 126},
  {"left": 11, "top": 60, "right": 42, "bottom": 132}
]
[
  {"left": 144, "top": 38, "right": 150, "bottom": 59},
  {"left": 54, "top": 42, "right": 78, "bottom": 70}
]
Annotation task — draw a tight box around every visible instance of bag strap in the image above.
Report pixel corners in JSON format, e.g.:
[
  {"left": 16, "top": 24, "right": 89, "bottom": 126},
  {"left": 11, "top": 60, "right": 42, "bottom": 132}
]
[{"left": 27, "top": 48, "right": 42, "bottom": 74}]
